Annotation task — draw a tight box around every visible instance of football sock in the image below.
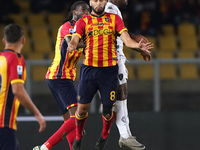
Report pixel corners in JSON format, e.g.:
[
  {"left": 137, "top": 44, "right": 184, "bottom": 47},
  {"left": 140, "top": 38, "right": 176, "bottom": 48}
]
[
  {"left": 75, "top": 111, "right": 88, "bottom": 140},
  {"left": 101, "top": 112, "right": 114, "bottom": 139},
  {"left": 113, "top": 100, "right": 132, "bottom": 139},
  {"left": 40, "top": 143, "right": 50, "bottom": 150},
  {"left": 43, "top": 116, "right": 76, "bottom": 149},
  {"left": 66, "top": 128, "right": 76, "bottom": 150}
]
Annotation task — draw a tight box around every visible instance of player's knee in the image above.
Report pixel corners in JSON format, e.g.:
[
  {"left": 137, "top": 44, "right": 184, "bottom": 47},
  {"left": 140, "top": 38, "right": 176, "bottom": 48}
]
[
  {"left": 77, "top": 107, "right": 88, "bottom": 117},
  {"left": 117, "top": 84, "right": 128, "bottom": 100},
  {"left": 102, "top": 105, "right": 113, "bottom": 119}
]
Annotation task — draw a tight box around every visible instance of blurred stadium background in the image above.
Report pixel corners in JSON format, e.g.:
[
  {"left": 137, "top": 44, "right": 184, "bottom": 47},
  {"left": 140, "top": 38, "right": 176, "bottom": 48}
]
[{"left": 1, "top": 0, "right": 200, "bottom": 149}]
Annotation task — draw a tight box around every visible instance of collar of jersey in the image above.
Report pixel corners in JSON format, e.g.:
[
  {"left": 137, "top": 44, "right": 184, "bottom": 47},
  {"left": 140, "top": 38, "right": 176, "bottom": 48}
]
[
  {"left": 90, "top": 12, "right": 106, "bottom": 18},
  {"left": 70, "top": 19, "right": 76, "bottom": 26},
  {"left": 3, "top": 49, "right": 15, "bottom": 53}
]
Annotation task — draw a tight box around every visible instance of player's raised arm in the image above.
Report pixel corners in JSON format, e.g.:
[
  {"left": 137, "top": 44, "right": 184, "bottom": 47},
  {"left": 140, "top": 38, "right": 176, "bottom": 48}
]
[
  {"left": 129, "top": 33, "right": 148, "bottom": 43},
  {"left": 120, "top": 31, "right": 153, "bottom": 61}
]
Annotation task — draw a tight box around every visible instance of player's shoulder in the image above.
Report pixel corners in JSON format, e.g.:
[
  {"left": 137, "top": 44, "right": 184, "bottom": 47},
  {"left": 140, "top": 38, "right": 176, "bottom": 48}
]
[
  {"left": 106, "top": 12, "right": 121, "bottom": 19},
  {"left": 1, "top": 50, "right": 23, "bottom": 62},
  {"left": 106, "top": 2, "right": 119, "bottom": 12},
  {"left": 2, "top": 49, "right": 15, "bottom": 57},
  {"left": 82, "top": 14, "right": 91, "bottom": 20},
  {"left": 62, "top": 21, "right": 71, "bottom": 29}
]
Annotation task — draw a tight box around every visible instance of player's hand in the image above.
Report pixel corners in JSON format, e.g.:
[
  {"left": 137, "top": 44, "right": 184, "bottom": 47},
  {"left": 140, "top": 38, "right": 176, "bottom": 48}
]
[
  {"left": 67, "top": 42, "right": 76, "bottom": 53},
  {"left": 130, "top": 34, "right": 148, "bottom": 43},
  {"left": 140, "top": 50, "right": 152, "bottom": 61},
  {"left": 138, "top": 38, "right": 153, "bottom": 61},
  {"left": 35, "top": 114, "right": 46, "bottom": 132}
]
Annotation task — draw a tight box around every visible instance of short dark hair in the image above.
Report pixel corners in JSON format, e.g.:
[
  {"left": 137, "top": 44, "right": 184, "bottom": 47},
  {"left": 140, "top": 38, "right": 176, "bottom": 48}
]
[{"left": 4, "top": 24, "right": 23, "bottom": 43}]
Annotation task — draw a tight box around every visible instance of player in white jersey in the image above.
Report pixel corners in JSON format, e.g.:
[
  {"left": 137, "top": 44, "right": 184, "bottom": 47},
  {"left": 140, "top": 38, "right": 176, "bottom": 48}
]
[{"left": 105, "top": 0, "right": 148, "bottom": 150}]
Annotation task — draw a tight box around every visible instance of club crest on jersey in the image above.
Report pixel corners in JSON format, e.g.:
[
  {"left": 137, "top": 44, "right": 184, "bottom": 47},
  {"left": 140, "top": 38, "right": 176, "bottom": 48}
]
[
  {"left": 69, "top": 28, "right": 74, "bottom": 34},
  {"left": 105, "top": 17, "right": 110, "bottom": 22},
  {"left": 17, "top": 65, "right": 23, "bottom": 75}
]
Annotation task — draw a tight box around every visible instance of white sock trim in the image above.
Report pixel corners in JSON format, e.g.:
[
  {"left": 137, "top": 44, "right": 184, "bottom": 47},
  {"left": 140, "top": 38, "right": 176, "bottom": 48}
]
[{"left": 41, "top": 145, "right": 49, "bottom": 150}]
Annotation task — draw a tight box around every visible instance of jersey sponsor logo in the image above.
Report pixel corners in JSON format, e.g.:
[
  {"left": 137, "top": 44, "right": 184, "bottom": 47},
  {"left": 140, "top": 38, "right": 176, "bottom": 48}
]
[
  {"left": 17, "top": 65, "right": 23, "bottom": 75},
  {"left": 69, "top": 28, "right": 74, "bottom": 34},
  {"left": 90, "top": 22, "right": 110, "bottom": 26},
  {"left": 88, "top": 29, "right": 112, "bottom": 36}
]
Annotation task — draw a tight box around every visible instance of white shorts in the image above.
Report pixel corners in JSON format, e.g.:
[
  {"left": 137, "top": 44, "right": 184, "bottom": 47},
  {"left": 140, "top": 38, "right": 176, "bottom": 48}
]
[{"left": 117, "top": 55, "right": 128, "bottom": 85}]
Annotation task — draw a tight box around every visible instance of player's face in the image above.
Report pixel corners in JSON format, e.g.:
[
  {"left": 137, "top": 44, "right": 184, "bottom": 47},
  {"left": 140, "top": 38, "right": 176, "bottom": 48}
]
[
  {"left": 119, "top": 0, "right": 128, "bottom": 8},
  {"left": 90, "top": 0, "right": 107, "bottom": 15},
  {"left": 75, "top": 4, "right": 90, "bottom": 21}
]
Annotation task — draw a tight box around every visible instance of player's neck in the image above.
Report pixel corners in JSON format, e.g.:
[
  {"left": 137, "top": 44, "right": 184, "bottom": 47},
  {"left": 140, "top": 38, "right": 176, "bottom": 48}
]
[
  {"left": 5, "top": 44, "right": 22, "bottom": 54},
  {"left": 72, "top": 16, "right": 77, "bottom": 22},
  {"left": 91, "top": 11, "right": 105, "bottom": 17}
]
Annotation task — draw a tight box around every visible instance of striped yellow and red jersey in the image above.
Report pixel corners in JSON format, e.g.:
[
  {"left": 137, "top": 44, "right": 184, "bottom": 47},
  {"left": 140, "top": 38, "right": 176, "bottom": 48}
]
[
  {"left": 46, "top": 20, "right": 83, "bottom": 80},
  {"left": 73, "top": 12, "right": 127, "bottom": 67},
  {"left": 0, "top": 49, "right": 26, "bottom": 130}
]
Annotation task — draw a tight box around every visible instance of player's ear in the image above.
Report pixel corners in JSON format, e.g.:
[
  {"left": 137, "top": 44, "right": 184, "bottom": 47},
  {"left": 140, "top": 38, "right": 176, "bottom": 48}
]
[
  {"left": 90, "top": 0, "right": 92, "bottom": 6},
  {"left": 2, "top": 38, "right": 5, "bottom": 45},
  {"left": 21, "top": 37, "right": 25, "bottom": 45},
  {"left": 73, "top": 10, "right": 77, "bottom": 16}
]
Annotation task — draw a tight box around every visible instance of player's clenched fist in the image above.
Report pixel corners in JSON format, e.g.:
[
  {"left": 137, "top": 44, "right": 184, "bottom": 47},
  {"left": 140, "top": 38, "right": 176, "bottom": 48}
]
[{"left": 67, "top": 42, "right": 76, "bottom": 53}]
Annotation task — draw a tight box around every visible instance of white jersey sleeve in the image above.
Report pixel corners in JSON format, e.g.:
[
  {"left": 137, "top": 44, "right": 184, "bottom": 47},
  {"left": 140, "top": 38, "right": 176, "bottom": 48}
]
[{"left": 105, "top": 2, "right": 125, "bottom": 58}]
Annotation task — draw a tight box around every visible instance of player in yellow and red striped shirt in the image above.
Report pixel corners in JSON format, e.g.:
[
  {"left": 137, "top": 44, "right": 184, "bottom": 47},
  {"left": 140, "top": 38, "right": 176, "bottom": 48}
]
[
  {"left": 0, "top": 24, "right": 46, "bottom": 150},
  {"left": 33, "top": 2, "right": 90, "bottom": 150},
  {"left": 67, "top": 0, "right": 153, "bottom": 149}
]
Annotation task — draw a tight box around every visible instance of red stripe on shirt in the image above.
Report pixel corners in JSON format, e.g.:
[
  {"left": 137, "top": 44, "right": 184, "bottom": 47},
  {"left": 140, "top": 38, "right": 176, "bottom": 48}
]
[
  {"left": 98, "top": 25, "right": 104, "bottom": 67},
  {"left": 107, "top": 34, "right": 113, "bottom": 66},
  {"left": 0, "top": 81, "right": 9, "bottom": 128},
  {"left": 88, "top": 29, "right": 94, "bottom": 66}
]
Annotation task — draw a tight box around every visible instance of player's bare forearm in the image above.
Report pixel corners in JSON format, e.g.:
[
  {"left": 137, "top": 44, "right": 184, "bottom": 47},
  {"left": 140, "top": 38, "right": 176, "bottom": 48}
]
[
  {"left": 12, "top": 83, "right": 46, "bottom": 132},
  {"left": 65, "top": 36, "right": 85, "bottom": 49},
  {"left": 67, "top": 35, "right": 80, "bottom": 53},
  {"left": 120, "top": 31, "right": 153, "bottom": 61},
  {"left": 12, "top": 83, "right": 41, "bottom": 115},
  {"left": 129, "top": 32, "right": 148, "bottom": 43},
  {"left": 77, "top": 40, "right": 85, "bottom": 48},
  {"left": 120, "top": 31, "right": 140, "bottom": 50},
  {"left": 64, "top": 36, "right": 72, "bottom": 44},
  {"left": 121, "top": 31, "right": 153, "bottom": 51}
]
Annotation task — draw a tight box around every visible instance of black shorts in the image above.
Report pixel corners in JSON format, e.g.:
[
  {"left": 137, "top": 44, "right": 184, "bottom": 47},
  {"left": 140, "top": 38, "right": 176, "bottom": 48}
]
[
  {"left": 78, "top": 64, "right": 119, "bottom": 107},
  {"left": 46, "top": 79, "right": 78, "bottom": 114},
  {"left": 0, "top": 127, "right": 19, "bottom": 150}
]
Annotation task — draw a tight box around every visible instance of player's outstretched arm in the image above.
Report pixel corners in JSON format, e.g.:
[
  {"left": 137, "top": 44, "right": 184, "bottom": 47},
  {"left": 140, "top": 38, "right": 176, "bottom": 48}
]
[
  {"left": 12, "top": 83, "right": 46, "bottom": 132},
  {"left": 129, "top": 33, "right": 148, "bottom": 43},
  {"left": 120, "top": 31, "right": 153, "bottom": 61},
  {"left": 67, "top": 35, "right": 80, "bottom": 53}
]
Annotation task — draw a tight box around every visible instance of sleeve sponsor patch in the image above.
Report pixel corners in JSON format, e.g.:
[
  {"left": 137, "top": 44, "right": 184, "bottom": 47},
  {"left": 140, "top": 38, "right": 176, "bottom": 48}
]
[
  {"left": 69, "top": 28, "right": 74, "bottom": 34},
  {"left": 17, "top": 65, "right": 23, "bottom": 75}
]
